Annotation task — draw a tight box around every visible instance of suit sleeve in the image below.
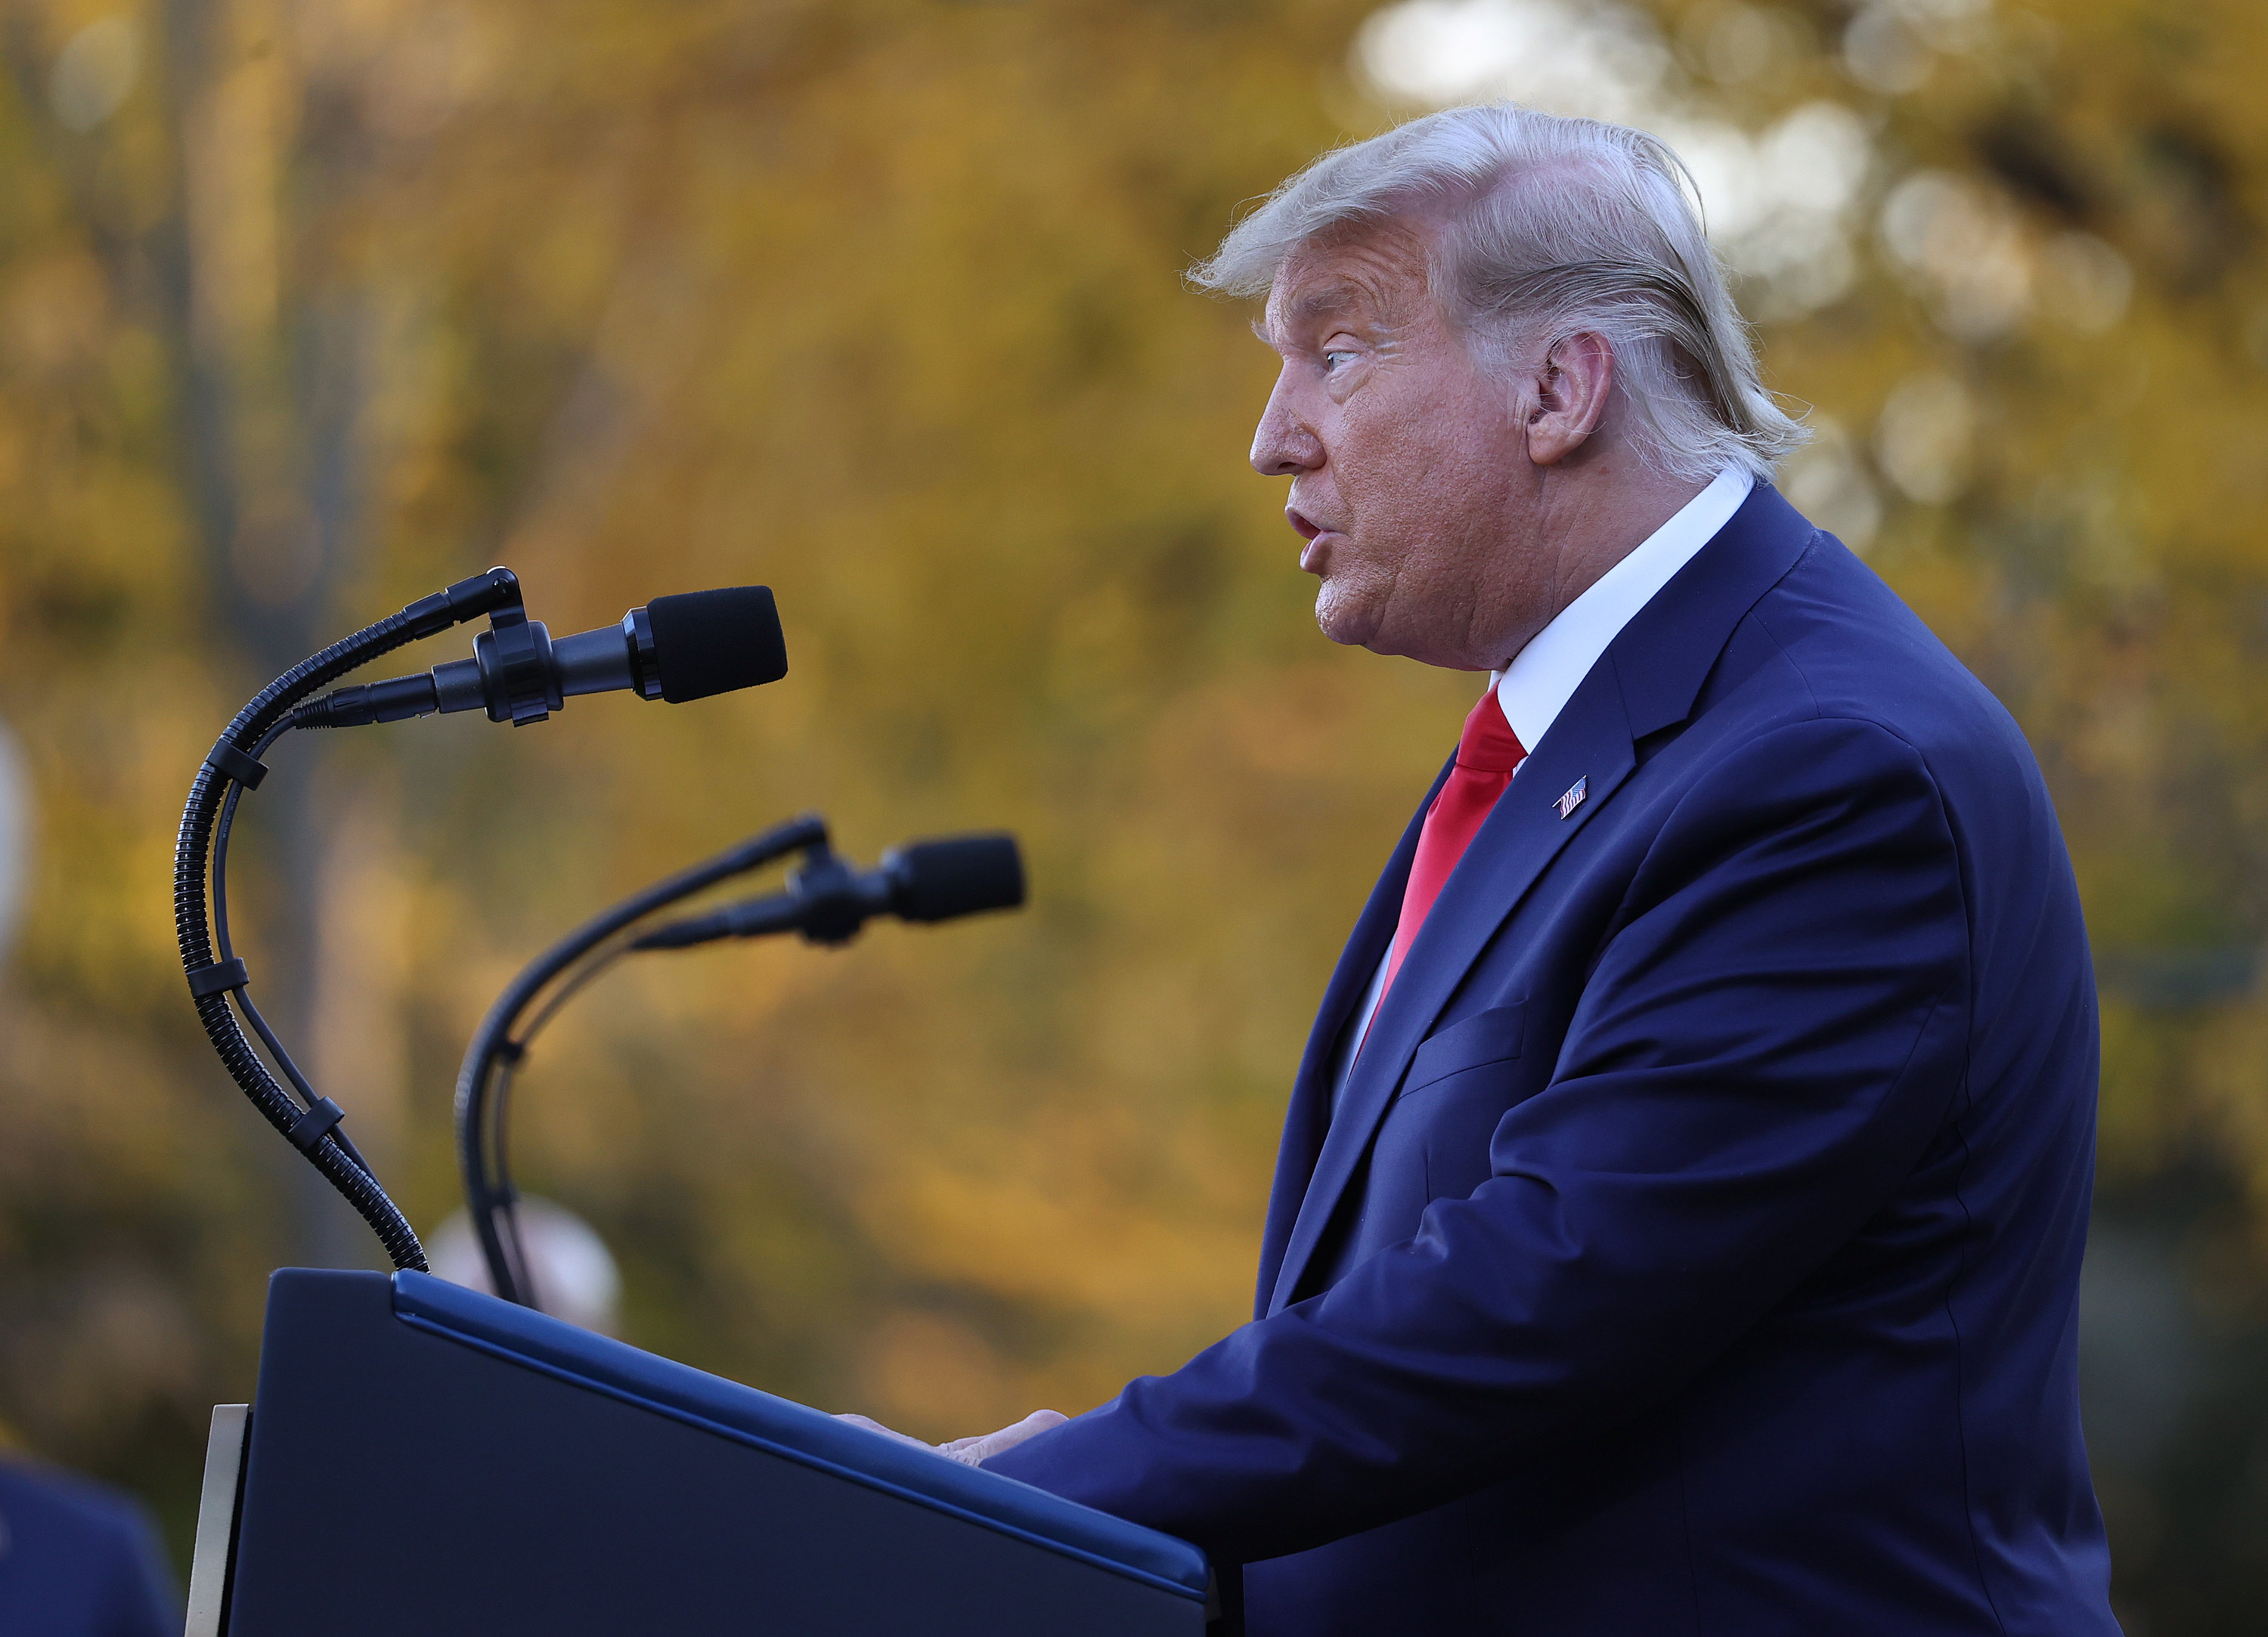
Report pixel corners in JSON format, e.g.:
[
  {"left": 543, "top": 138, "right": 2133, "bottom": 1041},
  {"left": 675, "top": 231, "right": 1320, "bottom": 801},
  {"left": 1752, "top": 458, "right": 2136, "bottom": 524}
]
[{"left": 984, "top": 716, "right": 1972, "bottom": 1563}]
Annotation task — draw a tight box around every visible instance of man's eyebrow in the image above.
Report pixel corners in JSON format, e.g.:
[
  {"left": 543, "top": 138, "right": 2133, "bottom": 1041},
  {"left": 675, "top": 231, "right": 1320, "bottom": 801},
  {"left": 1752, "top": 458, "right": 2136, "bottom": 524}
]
[
  {"left": 1287, "top": 282, "right": 1369, "bottom": 323},
  {"left": 1254, "top": 282, "right": 1374, "bottom": 348}
]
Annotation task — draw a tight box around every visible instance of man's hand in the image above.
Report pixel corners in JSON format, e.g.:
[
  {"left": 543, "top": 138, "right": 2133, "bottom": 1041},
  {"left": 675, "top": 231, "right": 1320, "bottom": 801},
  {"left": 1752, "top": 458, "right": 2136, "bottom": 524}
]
[
  {"left": 835, "top": 1409, "right": 1068, "bottom": 1466},
  {"left": 937, "top": 1410, "right": 1068, "bottom": 1464}
]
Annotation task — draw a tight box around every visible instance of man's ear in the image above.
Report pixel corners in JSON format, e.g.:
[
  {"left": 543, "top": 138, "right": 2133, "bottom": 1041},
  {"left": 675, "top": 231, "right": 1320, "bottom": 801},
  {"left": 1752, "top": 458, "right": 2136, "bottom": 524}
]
[{"left": 1524, "top": 331, "right": 1616, "bottom": 467}]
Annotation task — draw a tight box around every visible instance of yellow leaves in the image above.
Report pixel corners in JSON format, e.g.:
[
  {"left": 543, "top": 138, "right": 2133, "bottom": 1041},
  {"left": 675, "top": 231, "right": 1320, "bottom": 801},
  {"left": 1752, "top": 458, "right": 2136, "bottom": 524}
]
[
  {"left": 2189, "top": 1000, "right": 2268, "bottom": 1223},
  {"left": 11, "top": 0, "right": 2268, "bottom": 1555},
  {"left": 848, "top": 1092, "right": 1266, "bottom": 1420},
  {"left": 866, "top": 1135, "right": 1250, "bottom": 1334},
  {"left": 180, "top": 0, "right": 291, "bottom": 356},
  {"left": 857, "top": 1309, "right": 1018, "bottom": 1437},
  {"left": 0, "top": 250, "right": 113, "bottom": 380},
  {"left": 2094, "top": 996, "right": 2180, "bottom": 1188}
]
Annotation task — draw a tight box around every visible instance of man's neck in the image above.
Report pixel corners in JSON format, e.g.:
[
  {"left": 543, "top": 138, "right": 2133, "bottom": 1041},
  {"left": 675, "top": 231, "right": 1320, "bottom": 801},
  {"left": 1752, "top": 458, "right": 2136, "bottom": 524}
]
[
  {"left": 1491, "top": 464, "right": 1754, "bottom": 750},
  {"left": 1487, "top": 463, "right": 1712, "bottom": 670}
]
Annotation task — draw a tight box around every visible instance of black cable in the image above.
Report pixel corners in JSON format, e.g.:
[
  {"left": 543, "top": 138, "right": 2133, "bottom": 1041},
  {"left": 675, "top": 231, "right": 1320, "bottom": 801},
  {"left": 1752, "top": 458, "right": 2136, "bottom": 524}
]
[
  {"left": 209, "top": 721, "right": 376, "bottom": 1179},
  {"left": 516, "top": 943, "right": 632, "bottom": 1046},
  {"left": 486, "top": 1052, "right": 539, "bottom": 1309},
  {"left": 212, "top": 767, "right": 249, "bottom": 960},
  {"left": 456, "top": 813, "right": 829, "bottom": 1304},
  {"left": 478, "top": 938, "right": 631, "bottom": 1311},
  {"left": 209, "top": 717, "right": 288, "bottom": 964}
]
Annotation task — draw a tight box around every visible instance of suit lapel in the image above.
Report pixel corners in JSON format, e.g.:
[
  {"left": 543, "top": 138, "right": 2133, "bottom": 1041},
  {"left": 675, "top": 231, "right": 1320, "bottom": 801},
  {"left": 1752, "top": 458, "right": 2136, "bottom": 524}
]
[
  {"left": 1266, "top": 680, "right": 1638, "bottom": 1313},
  {"left": 1263, "top": 483, "right": 1823, "bottom": 1315},
  {"left": 1251, "top": 763, "right": 1448, "bottom": 1318}
]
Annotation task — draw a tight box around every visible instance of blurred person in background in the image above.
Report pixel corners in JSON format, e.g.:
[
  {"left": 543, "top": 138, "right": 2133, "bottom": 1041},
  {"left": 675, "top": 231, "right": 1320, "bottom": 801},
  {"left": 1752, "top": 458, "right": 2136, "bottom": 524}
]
[
  {"left": 0, "top": 713, "right": 176, "bottom": 1637},
  {"left": 0, "top": 1453, "right": 178, "bottom": 1637},
  {"left": 848, "top": 104, "right": 2117, "bottom": 1635}
]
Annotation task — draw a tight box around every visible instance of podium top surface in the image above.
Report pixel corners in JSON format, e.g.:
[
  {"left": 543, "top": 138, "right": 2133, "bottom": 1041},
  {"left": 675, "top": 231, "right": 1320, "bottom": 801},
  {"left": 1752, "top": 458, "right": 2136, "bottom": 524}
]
[{"left": 388, "top": 1270, "right": 1209, "bottom": 1601}]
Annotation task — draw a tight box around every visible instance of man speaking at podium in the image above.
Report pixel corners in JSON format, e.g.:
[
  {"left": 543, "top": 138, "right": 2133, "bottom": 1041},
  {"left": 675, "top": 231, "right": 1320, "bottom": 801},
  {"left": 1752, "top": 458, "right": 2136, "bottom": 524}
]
[{"left": 952, "top": 106, "right": 2114, "bottom": 1634}]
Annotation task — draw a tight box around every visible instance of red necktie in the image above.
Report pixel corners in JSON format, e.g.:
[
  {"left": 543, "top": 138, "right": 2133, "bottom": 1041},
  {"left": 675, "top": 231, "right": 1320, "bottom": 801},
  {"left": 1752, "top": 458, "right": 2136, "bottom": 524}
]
[{"left": 1369, "top": 687, "right": 1527, "bottom": 1030}]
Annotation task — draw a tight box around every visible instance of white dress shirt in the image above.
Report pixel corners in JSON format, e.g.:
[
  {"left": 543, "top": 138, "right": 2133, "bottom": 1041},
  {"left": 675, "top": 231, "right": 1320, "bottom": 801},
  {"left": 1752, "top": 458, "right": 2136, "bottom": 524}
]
[{"left": 1327, "top": 466, "right": 1756, "bottom": 1108}]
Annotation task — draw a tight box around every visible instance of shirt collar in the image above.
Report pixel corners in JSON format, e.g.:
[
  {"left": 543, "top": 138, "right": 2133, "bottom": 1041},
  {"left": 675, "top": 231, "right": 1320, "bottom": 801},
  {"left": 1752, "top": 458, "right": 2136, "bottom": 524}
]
[{"left": 1491, "top": 466, "right": 1755, "bottom": 756}]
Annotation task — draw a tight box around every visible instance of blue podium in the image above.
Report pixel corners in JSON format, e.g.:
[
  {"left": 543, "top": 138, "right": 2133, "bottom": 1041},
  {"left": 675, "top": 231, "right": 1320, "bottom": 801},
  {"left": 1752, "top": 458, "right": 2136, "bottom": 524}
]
[{"left": 190, "top": 1270, "right": 1210, "bottom": 1634}]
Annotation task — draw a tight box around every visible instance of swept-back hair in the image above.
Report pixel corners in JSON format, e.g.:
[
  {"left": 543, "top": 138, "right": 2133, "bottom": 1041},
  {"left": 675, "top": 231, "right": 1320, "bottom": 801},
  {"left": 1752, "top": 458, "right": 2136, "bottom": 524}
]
[{"left": 1194, "top": 104, "right": 1807, "bottom": 481}]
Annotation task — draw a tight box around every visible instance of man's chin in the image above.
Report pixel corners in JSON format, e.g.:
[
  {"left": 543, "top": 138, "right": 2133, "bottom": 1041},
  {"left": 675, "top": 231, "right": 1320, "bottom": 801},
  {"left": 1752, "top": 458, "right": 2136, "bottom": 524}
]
[
  {"left": 1325, "top": 585, "right": 1406, "bottom": 653},
  {"left": 1313, "top": 585, "right": 1389, "bottom": 652}
]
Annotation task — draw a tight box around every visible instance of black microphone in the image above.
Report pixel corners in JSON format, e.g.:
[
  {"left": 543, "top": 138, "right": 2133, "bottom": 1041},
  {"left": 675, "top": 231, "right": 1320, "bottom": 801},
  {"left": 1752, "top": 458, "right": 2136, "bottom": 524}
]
[
  {"left": 293, "top": 586, "right": 787, "bottom": 729},
  {"left": 632, "top": 834, "right": 1025, "bottom": 951}
]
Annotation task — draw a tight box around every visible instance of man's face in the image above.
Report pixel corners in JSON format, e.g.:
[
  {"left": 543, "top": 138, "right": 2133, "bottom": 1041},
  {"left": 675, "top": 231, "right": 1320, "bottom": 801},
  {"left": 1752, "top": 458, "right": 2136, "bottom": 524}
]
[{"left": 1253, "top": 231, "right": 1546, "bottom": 671}]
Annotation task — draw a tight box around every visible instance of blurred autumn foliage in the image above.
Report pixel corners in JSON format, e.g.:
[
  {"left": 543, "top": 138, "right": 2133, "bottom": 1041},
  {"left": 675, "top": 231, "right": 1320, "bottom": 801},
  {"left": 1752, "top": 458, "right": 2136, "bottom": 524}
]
[{"left": 2, "top": 0, "right": 2266, "bottom": 1629}]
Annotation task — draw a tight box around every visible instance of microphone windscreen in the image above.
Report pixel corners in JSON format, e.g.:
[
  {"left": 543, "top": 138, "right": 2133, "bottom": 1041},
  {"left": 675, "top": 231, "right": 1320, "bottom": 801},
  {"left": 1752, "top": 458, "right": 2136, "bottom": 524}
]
[
  {"left": 646, "top": 586, "right": 789, "bottom": 704},
  {"left": 891, "top": 834, "right": 1026, "bottom": 924}
]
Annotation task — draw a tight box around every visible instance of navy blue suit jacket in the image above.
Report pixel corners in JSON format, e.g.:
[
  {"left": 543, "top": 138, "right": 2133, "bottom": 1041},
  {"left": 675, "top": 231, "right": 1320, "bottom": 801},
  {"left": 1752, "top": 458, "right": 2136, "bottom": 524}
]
[
  {"left": 0, "top": 1459, "right": 178, "bottom": 1637},
  {"left": 988, "top": 487, "right": 2118, "bottom": 1635}
]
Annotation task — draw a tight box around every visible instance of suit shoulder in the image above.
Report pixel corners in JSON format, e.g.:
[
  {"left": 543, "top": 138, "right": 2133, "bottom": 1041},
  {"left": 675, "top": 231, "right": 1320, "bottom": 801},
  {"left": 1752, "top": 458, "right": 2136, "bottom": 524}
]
[
  {"left": 1729, "top": 536, "right": 2032, "bottom": 777},
  {"left": 0, "top": 1457, "right": 154, "bottom": 1548}
]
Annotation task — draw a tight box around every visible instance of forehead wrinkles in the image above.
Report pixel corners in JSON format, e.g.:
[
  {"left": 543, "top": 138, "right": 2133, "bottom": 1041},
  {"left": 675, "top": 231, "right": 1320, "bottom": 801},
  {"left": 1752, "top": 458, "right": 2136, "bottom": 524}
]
[{"left": 1263, "top": 226, "right": 1434, "bottom": 345}]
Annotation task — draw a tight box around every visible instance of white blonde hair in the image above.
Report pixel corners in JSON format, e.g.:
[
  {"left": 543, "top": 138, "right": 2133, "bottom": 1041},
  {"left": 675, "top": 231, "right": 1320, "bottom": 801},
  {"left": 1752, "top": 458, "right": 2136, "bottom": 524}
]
[{"left": 1195, "top": 104, "right": 1807, "bottom": 481}]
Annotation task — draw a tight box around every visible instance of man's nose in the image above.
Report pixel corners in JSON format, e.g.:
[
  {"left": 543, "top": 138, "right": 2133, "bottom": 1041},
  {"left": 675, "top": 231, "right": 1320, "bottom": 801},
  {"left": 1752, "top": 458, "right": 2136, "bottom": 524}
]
[{"left": 1250, "top": 373, "right": 1324, "bottom": 477}]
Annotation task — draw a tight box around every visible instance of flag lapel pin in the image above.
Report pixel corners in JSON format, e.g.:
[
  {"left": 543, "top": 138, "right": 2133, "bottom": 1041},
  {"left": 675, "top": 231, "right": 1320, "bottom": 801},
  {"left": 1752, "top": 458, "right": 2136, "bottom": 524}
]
[{"left": 1554, "top": 776, "right": 1588, "bottom": 820}]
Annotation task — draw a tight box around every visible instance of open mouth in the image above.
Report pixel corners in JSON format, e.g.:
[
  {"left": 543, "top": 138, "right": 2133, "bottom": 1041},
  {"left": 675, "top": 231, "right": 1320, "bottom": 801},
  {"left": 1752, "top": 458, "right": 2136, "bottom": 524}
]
[{"left": 1286, "top": 508, "right": 1322, "bottom": 541}]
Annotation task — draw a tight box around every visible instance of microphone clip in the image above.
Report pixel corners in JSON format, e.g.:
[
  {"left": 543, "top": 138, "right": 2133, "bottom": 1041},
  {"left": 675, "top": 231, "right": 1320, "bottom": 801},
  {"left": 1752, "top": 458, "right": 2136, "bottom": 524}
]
[
  {"left": 780, "top": 844, "right": 878, "bottom": 947},
  {"left": 474, "top": 598, "right": 559, "bottom": 726},
  {"left": 464, "top": 590, "right": 665, "bottom": 724}
]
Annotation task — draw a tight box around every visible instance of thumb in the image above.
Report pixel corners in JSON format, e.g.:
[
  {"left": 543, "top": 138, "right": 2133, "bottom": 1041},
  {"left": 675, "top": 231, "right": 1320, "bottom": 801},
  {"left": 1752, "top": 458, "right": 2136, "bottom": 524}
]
[{"left": 946, "top": 1409, "right": 1070, "bottom": 1465}]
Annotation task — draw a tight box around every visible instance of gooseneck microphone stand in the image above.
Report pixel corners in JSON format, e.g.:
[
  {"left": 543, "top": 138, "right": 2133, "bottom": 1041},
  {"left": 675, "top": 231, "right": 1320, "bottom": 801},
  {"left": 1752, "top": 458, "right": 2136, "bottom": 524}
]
[
  {"left": 457, "top": 821, "right": 1026, "bottom": 1307},
  {"left": 176, "top": 564, "right": 789, "bottom": 1273},
  {"left": 454, "top": 813, "right": 832, "bottom": 1308},
  {"left": 174, "top": 568, "right": 525, "bottom": 1272}
]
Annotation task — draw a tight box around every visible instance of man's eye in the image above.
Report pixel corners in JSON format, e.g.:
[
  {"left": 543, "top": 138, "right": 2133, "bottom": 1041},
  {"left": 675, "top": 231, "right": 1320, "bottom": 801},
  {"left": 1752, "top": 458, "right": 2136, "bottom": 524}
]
[{"left": 1321, "top": 349, "right": 1356, "bottom": 372}]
